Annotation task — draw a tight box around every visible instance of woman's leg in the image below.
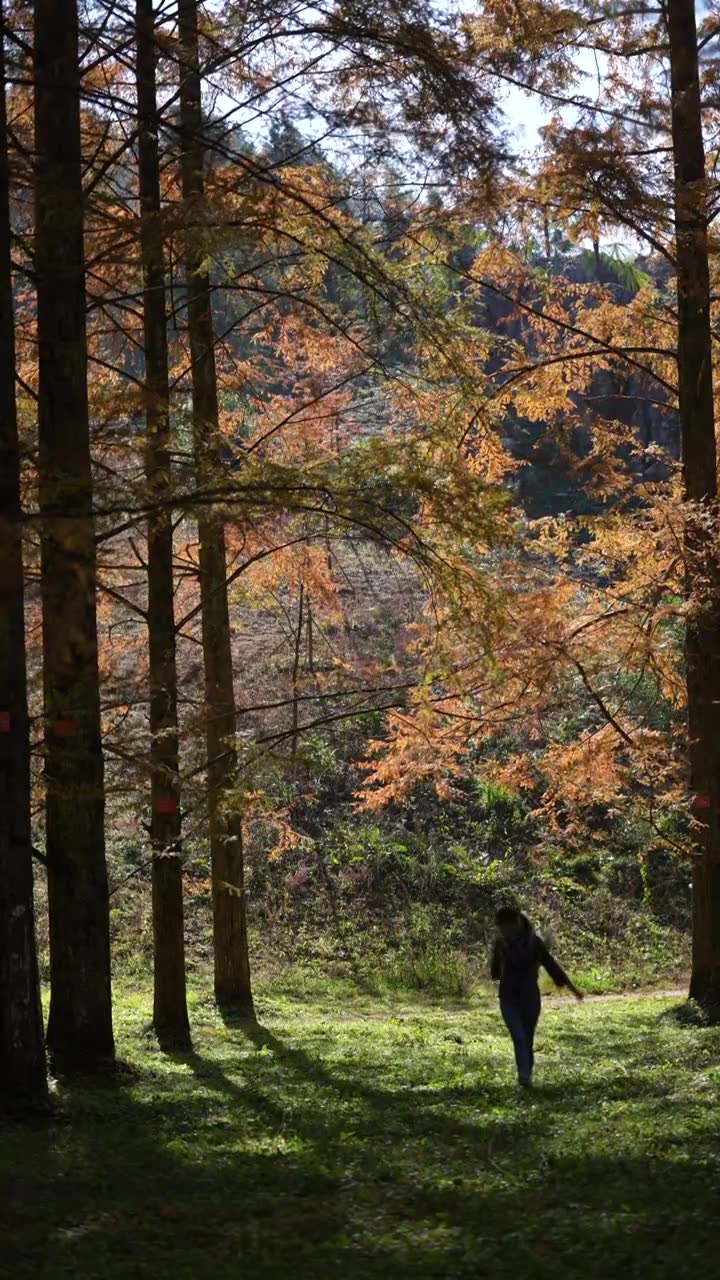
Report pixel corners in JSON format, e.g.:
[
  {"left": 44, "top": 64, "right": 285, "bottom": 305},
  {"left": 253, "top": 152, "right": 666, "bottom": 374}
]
[
  {"left": 500, "top": 1000, "right": 532, "bottom": 1083},
  {"left": 521, "top": 989, "right": 542, "bottom": 1077}
]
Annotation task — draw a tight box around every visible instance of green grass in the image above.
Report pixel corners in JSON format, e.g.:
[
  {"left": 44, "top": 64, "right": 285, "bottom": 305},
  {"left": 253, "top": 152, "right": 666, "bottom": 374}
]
[{"left": 3, "top": 976, "right": 720, "bottom": 1279}]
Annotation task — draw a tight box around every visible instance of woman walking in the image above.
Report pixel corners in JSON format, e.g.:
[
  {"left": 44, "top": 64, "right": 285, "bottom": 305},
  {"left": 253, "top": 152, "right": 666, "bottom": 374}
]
[{"left": 491, "top": 907, "right": 583, "bottom": 1087}]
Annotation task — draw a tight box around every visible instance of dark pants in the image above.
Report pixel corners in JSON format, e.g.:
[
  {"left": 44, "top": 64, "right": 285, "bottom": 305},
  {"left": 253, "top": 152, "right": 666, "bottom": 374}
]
[{"left": 500, "top": 988, "right": 541, "bottom": 1082}]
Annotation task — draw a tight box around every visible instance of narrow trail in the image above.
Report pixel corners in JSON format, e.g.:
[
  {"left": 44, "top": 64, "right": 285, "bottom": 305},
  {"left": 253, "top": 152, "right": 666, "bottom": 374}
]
[
  {"left": 258, "top": 987, "right": 690, "bottom": 1027},
  {"left": 545, "top": 987, "right": 687, "bottom": 1005}
]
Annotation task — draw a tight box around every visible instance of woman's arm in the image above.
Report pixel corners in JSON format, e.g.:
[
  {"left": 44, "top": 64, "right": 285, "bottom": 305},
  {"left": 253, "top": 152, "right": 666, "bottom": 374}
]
[
  {"left": 536, "top": 939, "right": 583, "bottom": 999},
  {"left": 490, "top": 940, "right": 503, "bottom": 981}
]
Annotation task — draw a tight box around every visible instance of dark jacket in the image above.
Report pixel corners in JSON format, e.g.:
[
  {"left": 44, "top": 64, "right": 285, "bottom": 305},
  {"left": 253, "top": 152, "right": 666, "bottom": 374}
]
[{"left": 491, "top": 928, "right": 570, "bottom": 1003}]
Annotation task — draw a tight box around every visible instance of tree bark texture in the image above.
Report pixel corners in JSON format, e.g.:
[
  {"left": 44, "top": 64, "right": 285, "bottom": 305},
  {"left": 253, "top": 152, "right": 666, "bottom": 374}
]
[
  {"left": 34, "top": 0, "right": 114, "bottom": 1067},
  {"left": 667, "top": 0, "right": 720, "bottom": 1009},
  {"left": 177, "top": 0, "right": 254, "bottom": 1015},
  {"left": 0, "top": 3, "right": 47, "bottom": 1105},
  {"left": 136, "top": 0, "right": 190, "bottom": 1046}
]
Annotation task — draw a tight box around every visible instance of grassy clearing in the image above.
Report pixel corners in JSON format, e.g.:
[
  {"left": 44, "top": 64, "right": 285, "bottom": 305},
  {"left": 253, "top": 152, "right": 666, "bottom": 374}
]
[{"left": 3, "top": 975, "right": 719, "bottom": 1279}]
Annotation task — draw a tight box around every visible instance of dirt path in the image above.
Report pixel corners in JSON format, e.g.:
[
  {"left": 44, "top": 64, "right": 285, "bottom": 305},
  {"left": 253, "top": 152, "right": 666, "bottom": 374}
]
[
  {"left": 259, "top": 987, "right": 691, "bottom": 1027},
  {"left": 545, "top": 987, "right": 687, "bottom": 1005}
]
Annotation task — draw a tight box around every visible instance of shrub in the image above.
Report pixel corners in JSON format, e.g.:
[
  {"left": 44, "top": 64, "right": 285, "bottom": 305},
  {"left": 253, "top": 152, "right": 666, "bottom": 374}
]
[{"left": 374, "top": 946, "right": 474, "bottom": 998}]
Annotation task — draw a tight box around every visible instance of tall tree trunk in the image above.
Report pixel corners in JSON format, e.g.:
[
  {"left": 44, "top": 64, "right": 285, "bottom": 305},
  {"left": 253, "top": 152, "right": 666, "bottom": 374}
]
[
  {"left": 291, "top": 583, "right": 304, "bottom": 773},
  {"left": 34, "top": 0, "right": 114, "bottom": 1068},
  {"left": 667, "top": 0, "right": 720, "bottom": 1009},
  {"left": 177, "top": 0, "right": 254, "bottom": 1015},
  {"left": 136, "top": 0, "right": 190, "bottom": 1046},
  {"left": 0, "top": 3, "right": 47, "bottom": 1106}
]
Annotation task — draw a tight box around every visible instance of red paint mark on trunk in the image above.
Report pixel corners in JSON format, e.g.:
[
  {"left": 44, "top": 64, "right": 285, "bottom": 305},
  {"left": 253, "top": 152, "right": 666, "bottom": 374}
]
[
  {"left": 0, "top": 710, "right": 10, "bottom": 733},
  {"left": 155, "top": 796, "right": 178, "bottom": 814},
  {"left": 54, "top": 718, "right": 77, "bottom": 738},
  {"left": 694, "top": 794, "right": 712, "bottom": 810}
]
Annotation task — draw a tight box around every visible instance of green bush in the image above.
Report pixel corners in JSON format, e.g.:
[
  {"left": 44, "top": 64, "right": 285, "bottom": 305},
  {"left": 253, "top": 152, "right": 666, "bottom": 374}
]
[{"left": 373, "top": 946, "right": 474, "bottom": 998}]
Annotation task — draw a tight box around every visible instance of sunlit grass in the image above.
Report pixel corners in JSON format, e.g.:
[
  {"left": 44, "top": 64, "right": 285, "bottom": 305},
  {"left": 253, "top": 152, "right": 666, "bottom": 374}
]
[{"left": 4, "top": 976, "right": 718, "bottom": 1278}]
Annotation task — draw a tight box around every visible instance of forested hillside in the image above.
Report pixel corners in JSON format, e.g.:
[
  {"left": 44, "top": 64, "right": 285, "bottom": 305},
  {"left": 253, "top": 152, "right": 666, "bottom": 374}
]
[{"left": 4, "top": 0, "right": 720, "bottom": 1109}]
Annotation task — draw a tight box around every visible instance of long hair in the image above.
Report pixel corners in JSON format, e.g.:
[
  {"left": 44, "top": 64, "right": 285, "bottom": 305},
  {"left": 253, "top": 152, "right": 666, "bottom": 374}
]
[{"left": 495, "top": 906, "right": 533, "bottom": 934}]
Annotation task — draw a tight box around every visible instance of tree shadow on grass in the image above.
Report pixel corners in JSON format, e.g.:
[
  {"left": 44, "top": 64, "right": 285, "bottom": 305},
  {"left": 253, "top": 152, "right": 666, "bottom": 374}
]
[
  {"left": 227, "top": 1014, "right": 674, "bottom": 1116},
  {"left": 160, "top": 1040, "right": 287, "bottom": 1131},
  {"left": 5, "top": 1005, "right": 718, "bottom": 1280},
  {"left": 168, "top": 1021, "right": 511, "bottom": 1157},
  {"left": 367, "top": 1150, "right": 718, "bottom": 1279}
]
